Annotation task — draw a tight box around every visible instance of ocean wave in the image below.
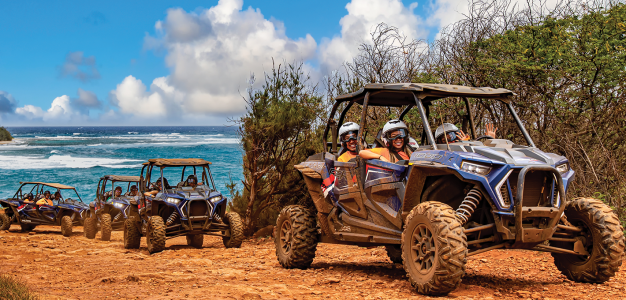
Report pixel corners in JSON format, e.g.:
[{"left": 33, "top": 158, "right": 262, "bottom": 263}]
[
  {"left": 128, "top": 132, "right": 138, "bottom": 134},
  {"left": 50, "top": 150, "right": 60, "bottom": 154},
  {"left": 73, "top": 133, "right": 81, "bottom": 136},
  {"left": 0, "top": 155, "right": 142, "bottom": 170}
]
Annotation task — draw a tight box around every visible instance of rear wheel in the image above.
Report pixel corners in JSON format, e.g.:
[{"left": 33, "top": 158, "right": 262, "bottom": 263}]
[
  {"left": 222, "top": 212, "right": 244, "bottom": 248},
  {"left": 60, "top": 215, "right": 73, "bottom": 237},
  {"left": 123, "top": 218, "right": 141, "bottom": 249},
  {"left": 20, "top": 224, "right": 36, "bottom": 232},
  {"left": 186, "top": 234, "right": 204, "bottom": 248},
  {"left": 146, "top": 216, "right": 166, "bottom": 254},
  {"left": 402, "top": 201, "right": 467, "bottom": 296},
  {"left": 0, "top": 213, "right": 10, "bottom": 230},
  {"left": 552, "top": 198, "right": 625, "bottom": 283},
  {"left": 385, "top": 245, "right": 403, "bottom": 264},
  {"left": 83, "top": 217, "right": 97, "bottom": 239},
  {"left": 100, "top": 213, "right": 112, "bottom": 241},
  {"left": 274, "top": 205, "right": 319, "bottom": 269}
]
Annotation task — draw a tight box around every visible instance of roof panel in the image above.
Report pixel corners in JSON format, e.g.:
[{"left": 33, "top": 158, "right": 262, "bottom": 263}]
[
  {"left": 103, "top": 175, "right": 141, "bottom": 182},
  {"left": 19, "top": 182, "right": 76, "bottom": 189},
  {"left": 335, "top": 83, "right": 514, "bottom": 106},
  {"left": 147, "top": 158, "right": 212, "bottom": 166}
]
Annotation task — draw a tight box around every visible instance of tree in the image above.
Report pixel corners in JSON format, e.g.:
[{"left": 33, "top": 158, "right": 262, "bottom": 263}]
[{"left": 230, "top": 61, "right": 323, "bottom": 236}]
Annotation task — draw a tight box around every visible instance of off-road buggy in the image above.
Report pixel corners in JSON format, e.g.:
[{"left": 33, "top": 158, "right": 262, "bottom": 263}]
[
  {"left": 124, "top": 158, "right": 244, "bottom": 254},
  {"left": 275, "top": 83, "right": 625, "bottom": 296},
  {"left": 0, "top": 182, "right": 88, "bottom": 237},
  {"left": 84, "top": 175, "right": 140, "bottom": 241}
]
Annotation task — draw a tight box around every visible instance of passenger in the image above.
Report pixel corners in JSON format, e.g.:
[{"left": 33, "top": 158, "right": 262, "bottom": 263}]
[
  {"left": 53, "top": 191, "right": 62, "bottom": 203},
  {"left": 104, "top": 186, "right": 123, "bottom": 201},
  {"left": 359, "top": 120, "right": 413, "bottom": 163},
  {"left": 337, "top": 122, "right": 360, "bottom": 163},
  {"left": 144, "top": 178, "right": 166, "bottom": 198},
  {"left": 23, "top": 193, "right": 34, "bottom": 203},
  {"left": 36, "top": 191, "right": 54, "bottom": 206},
  {"left": 126, "top": 185, "right": 139, "bottom": 196},
  {"left": 435, "top": 123, "right": 497, "bottom": 144}
]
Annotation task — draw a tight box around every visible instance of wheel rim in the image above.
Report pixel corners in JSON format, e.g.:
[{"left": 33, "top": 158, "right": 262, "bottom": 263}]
[
  {"left": 570, "top": 219, "right": 593, "bottom": 263},
  {"left": 411, "top": 223, "right": 435, "bottom": 274},
  {"left": 279, "top": 220, "right": 293, "bottom": 254}
]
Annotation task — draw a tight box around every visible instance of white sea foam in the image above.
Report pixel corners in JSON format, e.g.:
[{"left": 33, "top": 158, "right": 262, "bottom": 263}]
[
  {"left": 128, "top": 132, "right": 138, "bottom": 134},
  {"left": 73, "top": 133, "right": 81, "bottom": 136},
  {"left": 50, "top": 150, "right": 60, "bottom": 154},
  {"left": 0, "top": 155, "right": 142, "bottom": 170}
]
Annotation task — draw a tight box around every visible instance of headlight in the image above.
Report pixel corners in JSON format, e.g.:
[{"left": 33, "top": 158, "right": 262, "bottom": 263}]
[
  {"left": 556, "top": 163, "right": 569, "bottom": 174},
  {"left": 166, "top": 197, "right": 181, "bottom": 205},
  {"left": 209, "top": 196, "right": 222, "bottom": 203},
  {"left": 113, "top": 202, "right": 124, "bottom": 208},
  {"left": 461, "top": 161, "right": 492, "bottom": 176}
]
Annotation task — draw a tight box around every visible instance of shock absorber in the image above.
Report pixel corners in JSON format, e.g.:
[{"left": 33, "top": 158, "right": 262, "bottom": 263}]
[
  {"left": 456, "top": 188, "right": 483, "bottom": 225},
  {"left": 166, "top": 211, "right": 179, "bottom": 226},
  {"left": 113, "top": 212, "right": 123, "bottom": 222}
]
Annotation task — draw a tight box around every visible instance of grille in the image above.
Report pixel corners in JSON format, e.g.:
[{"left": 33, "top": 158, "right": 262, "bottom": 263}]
[
  {"left": 497, "top": 169, "right": 557, "bottom": 207},
  {"left": 189, "top": 200, "right": 208, "bottom": 217},
  {"left": 499, "top": 183, "right": 511, "bottom": 207}
]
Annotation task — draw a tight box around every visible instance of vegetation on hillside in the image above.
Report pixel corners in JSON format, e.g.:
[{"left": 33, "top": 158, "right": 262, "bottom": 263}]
[{"left": 0, "top": 127, "right": 12, "bottom": 141}]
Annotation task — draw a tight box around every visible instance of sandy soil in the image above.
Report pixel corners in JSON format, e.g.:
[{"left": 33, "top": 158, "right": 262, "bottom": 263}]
[{"left": 0, "top": 225, "right": 624, "bottom": 300}]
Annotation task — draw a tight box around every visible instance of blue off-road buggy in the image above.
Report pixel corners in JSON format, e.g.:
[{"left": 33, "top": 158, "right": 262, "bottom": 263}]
[
  {"left": 0, "top": 182, "right": 88, "bottom": 237},
  {"left": 84, "top": 175, "right": 141, "bottom": 241},
  {"left": 124, "top": 158, "right": 244, "bottom": 254},
  {"left": 276, "top": 83, "right": 625, "bottom": 296}
]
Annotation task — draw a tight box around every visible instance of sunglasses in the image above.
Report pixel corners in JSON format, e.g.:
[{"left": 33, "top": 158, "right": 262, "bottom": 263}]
[
  {"left": 386, "top": 129, "right": 407, "bottom": 141},
  {"left": 340, "top": 131, "right": 358, "bottom": 143}
]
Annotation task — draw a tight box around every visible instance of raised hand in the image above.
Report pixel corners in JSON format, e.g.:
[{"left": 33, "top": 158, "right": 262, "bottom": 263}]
[
  {"left": 457, "top": 130, "right": 470, "bottom": 141},
  {"left": 485, "top": 123, "right": 498, "bottom": 138}
]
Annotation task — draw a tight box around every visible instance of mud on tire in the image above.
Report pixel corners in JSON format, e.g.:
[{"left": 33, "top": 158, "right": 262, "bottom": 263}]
[
  {"left": 146, "top": 216, "right": 166, "bottom": 253},
  {"left": 100, "top": 213, "right": 112, "bottom": 241},
  {"left": 222, "top": 212, "right": 244, "bottom": 248},
  {"left": 123, "top": 218, "right": 141, "bottom": 249},
  {"left": 385, "top": 245, "right": 403, "bottom": 264},
  {"left": 83, "top": 217, "right": 97, "bottom": 239},
  {"left": 187, "top": 234, "right": 204, "bottom": 248},
  {"left": 274, "top": 205, "right": 319, "bottom": 269},
  {"left": 402, "top": 201, "right": 467, "bottom": 296},
  {"left": 552, "top": 197, "right": 625, "bottom": 283},
  {"left": 60, "top": 215, "right": 73, "bottom": 237},
  {"left": 0, "top": 212, "right": 10, "bottom": 231}
]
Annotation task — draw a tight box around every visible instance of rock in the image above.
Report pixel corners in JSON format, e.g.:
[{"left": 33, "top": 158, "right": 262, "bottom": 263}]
[
  {"left": 241, "top": 292, "right": 262, "bottom": 299},
  {"left": 28, "top": 232, "right": 36, "bottom": 235},
  {"left": 480, "top": 259, "right": 488, "bottom": 263},
  {"left": 252, "top": 225, "right": 275, "bottom": 239},
  {"left": 327, "top": 278, "right": 341, "bottom": 284}
]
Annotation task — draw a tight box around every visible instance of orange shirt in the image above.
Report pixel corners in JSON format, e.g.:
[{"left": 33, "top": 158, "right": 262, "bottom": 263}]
[
  {"left": 36, "top": 198, "right": 53, "bottom": 206},
  {"left": 337, "top": 151, "right": 357, "bottom": 162},
  {"left": 369, "top": 148, "right": 410, "bottom": 161}
]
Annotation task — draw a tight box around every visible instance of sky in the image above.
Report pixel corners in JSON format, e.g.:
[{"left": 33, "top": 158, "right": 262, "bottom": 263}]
[{"left": 0, "top": 0, "right": 476, "bottom": 126}]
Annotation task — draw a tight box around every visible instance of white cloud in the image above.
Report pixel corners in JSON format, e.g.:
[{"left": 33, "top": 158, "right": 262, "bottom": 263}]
[
  {"left": 318, "top": 0, "right": 424, "bottom": 73},
  {"left": 15, "top": 94, "right": 92, "bottom": 124},
  {"left": 117, "top": 0, "right": 317, "bottom": 118}
]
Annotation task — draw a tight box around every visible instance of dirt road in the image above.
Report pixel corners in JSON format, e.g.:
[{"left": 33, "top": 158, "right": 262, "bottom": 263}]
[{"left": 0, "top": 225, "right": 624, "bottom": 299}]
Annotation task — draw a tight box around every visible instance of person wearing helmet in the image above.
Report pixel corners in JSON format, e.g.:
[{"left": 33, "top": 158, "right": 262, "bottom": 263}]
[
  {"left": 144, "top": 178, "right": 168, "bottom": 198},
  {"left": 104, "top": 186, "right": 123, "bottom": 201},
  {"left": 359, "top": 120, "right": 413, "bottom": 163},
  {"left": 183, "top": 175, "right": 203, "bottom": 189},
  {"left": 23, "top": 193, "right": 34, "bottom": 203},
  {"left": 337, "top": 122, "right": 361, "bottom": 162},
  {"left": 435, "top": 123, "right": 497, "bottom": 144},
  {"left": 126, "top": 185, "right": 139, "bottom": 196},
  {"left": 36, "top": 191, "right": 54, "bottom": 206}
]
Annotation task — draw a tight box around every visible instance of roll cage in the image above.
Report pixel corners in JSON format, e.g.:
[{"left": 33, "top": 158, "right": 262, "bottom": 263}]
[
  {"left": 139, "top": 158, "right": 217, "bottom": 193},
  {"left": 96, "top": 175, "right": 141, "bottom": 201},
  {"left": 323, "top": 83, "right": 535, "bottom": 153},
  {"left": 12, "top": 182, "right": 83, "bottom": 203}
]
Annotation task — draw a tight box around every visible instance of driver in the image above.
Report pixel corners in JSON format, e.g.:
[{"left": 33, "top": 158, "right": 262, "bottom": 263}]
[
  {"left": 435, "top": 123, "right": 497, "bottom": 143},
  {"left": 104, "top": 186, "right": 123, "bottom": 201},
  {"left": 337, "top": 122, "right": 360, "bottom": 163},
  {"left": 36, "top": 191, "right": 54, "bottom": 206},
  {"left": 126, "top": 185, "right": 139, "bottom": 196},
  {"left": 144, "top": 178, "right": 167, "bottom": 198},
  {"left": 23, "top": 193, "right": 34, "bottom": 203},
  {"left": 184, "top": 175, "right": 203, "bottom": 189},
  {"left": 359, "top": 120, "right": 413, "bottom": 163}
]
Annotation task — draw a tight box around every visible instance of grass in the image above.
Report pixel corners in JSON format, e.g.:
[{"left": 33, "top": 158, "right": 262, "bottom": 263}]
[{"left": 0, "top": 275, "right": 39, "bottom": 300}]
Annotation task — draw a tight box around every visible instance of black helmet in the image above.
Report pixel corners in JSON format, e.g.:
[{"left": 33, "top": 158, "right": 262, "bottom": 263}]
[
  {"left": 44, "top": 190, "right": 51, "bottom": 196},
  {"left": 26, "top": 193, "right": 33, "bottom": 199}
]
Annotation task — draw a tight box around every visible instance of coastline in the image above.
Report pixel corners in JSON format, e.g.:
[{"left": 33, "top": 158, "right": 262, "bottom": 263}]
[{"left": 0, "top": 139, "right": 17, "bottom": 145}]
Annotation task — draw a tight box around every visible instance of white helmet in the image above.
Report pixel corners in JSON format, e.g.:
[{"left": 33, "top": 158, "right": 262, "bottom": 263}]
[
  {"left": 382, "top": 120, "right": 409, "bottom": 147},
  {"left": 338, "top": 122, "right": 360, "bottom": 140},
  {"left": 434, "top": 123, "right": 459, "bottom": 139}
]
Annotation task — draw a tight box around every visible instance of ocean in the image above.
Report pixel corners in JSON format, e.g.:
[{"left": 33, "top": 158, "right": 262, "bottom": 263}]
[{"left": 0, "top": 126, "right": 244, "bottom": 203}]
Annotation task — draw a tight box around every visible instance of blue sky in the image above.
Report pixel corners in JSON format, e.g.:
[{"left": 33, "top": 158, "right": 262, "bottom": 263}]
[{"left": 0, "top": 0, "right": 467, "bottom": 126}]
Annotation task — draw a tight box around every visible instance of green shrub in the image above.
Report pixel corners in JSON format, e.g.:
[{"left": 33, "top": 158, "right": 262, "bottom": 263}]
[
  {"left": 0, "top": 275, "right": 39, "bottom": 300},
  {"left": 0, "top": 127, "right": 13, "bottom": 141}
]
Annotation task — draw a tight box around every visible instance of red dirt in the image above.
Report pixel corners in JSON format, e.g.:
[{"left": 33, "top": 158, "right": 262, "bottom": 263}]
[{"left": 0, "top": 225, "right": 624, "bottom": 299}]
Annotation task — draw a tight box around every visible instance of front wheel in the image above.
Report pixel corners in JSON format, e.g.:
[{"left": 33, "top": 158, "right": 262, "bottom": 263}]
[
  {"left": 0, "top": 213, "right": 11, "bottom": 230},
  {"left": 83, "top": 217, "right": 97, "bottom": 239},
  {"left": 123, "top": 218, "right": 141, "bottom": 249},
  {"left": 60, "top": 216, "right": 73, "bottom": 237},
  {"left": 552, "top": 198, "right": 625, "bottom": 283},
  {"left": 146, "top": 216, "right": 166, "bottom": 254},
  {"left": 186, "top": 234, "right": 204, "bottom": 248},
  {"left": 222, "top": 212, "right": 244, "bottom": 248},
  {"left": 274, "top": 205, "right": 319, "bottom": 269},
  {"left": 100, "top": 214, "right": 112, "bottom": 241},
  {"left": 402, "top": 201, "right": 467, "bottom": 296}
]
